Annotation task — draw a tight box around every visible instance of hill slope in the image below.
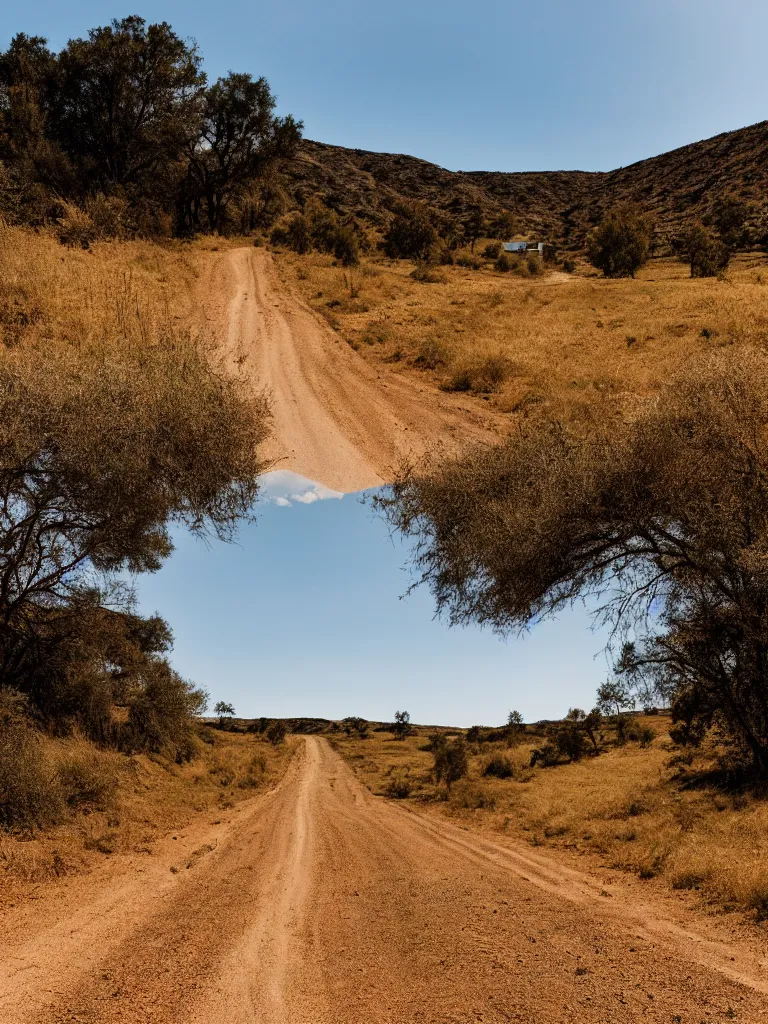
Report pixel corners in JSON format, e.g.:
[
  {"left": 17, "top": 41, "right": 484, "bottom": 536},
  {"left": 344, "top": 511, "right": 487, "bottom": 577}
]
[{"left": 285, "top": 121, "right": 768, "bottom": 247}]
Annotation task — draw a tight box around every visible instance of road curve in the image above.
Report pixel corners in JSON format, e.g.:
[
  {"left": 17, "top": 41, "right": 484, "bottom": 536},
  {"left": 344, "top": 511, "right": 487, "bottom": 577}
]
[
  {"left": 198, "top": 248, "right": 501, "bottom": 493},
  {"left": 2, "top": 736, "right": 767, "bottom": 1023}
]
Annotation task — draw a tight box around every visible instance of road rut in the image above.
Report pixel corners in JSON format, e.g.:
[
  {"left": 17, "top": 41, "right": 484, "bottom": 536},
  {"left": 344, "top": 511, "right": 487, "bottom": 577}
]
[
  {"left": 2, "top": 737, "right": 768, "bottom": 1023},
  {"left": 199, "top": 248, "right": 501, "bottom": 493}
]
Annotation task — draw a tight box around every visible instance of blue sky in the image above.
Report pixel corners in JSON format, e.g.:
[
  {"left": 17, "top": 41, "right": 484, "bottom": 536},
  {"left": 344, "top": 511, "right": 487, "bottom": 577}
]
[
  {"left": 3, "top": 1, "right": 767, "bottom": 172},
  {"left": 132, "top": 475, "right": 613, "bottom": 726}
]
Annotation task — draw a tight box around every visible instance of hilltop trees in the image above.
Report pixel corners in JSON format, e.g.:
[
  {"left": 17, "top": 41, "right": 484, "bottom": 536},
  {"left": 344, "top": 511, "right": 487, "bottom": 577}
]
[
  {"left": 53, "top": 18, "right": 205, "bottom": 195},
  {"left": 379, "top": 349, "right": 768, "bottom": 777},
  {"left": 393, "top": 710, "right": 412, "bottom": 740},
  {"left": 184, "top": 72, "right": 302, "bottom": 234},
  {"left": 0, "top": 18, "right": 302, "bottom": 235},
  {"left": 587, "top": 203, "right": 653, "bottom": 277}
]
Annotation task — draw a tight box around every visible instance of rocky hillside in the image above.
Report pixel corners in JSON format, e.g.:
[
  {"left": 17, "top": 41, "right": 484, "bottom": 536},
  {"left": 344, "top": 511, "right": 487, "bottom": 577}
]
[{"left": 284, "top": 121, "right": 768, "bottom": 248}]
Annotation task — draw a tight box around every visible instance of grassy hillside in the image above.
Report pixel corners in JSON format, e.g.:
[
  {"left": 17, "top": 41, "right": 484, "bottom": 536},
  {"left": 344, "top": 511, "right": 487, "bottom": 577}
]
[{"left": 287, "top": 121, "right": 768, "bottom": 247}]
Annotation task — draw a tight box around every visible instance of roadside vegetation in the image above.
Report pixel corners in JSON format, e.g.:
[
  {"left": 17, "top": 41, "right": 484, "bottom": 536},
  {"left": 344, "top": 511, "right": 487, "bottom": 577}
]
[
  {"left": 332, "top": 713, "right": 768, "bottom": 922},
  {"left": 0, "top": 723, "right": 296, "bottom": 884},
  {"left": 0, "top": 222, "right": 270, "bottom": 840}
]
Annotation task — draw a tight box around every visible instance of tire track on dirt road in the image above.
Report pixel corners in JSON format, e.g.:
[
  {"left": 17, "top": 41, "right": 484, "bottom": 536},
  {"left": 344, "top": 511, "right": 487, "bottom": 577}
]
[
  {"left": 199, "top": 247, "right": 503, "bottom": 494},
  {"left": 3, "top": 736, "right": 768, "bottom": 1023}
]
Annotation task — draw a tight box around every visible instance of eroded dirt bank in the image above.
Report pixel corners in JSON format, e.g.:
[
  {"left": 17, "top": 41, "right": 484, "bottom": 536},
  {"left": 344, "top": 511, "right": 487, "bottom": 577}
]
[
  {"left": 197, "top": 247, "right": 503, "bottom": 493},
  {"left": 2, "top": 736, "right": 767, "bottom": 1023}
]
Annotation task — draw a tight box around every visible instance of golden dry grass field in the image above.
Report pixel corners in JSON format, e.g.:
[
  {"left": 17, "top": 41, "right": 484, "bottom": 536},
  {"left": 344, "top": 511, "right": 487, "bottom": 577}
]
[
  {"left": 282, "top": 247, "right": 768, "bottom": 427},
  {"left": 332, "top": 721, "right": 768, "bottom": 924}
]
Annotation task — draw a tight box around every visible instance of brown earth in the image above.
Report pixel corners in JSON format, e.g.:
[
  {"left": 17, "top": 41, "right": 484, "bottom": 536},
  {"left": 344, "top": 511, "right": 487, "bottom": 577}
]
[
  {"left": 2, "top": 736, "right": 767, "bottom": 1023},
  {"left": 197, "top": 246, "right": 504, "bottom": 492}
]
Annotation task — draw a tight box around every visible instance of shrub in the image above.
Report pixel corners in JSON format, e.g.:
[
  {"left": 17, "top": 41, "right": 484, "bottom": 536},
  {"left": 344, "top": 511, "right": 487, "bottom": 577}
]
[
  {"left": 55, "top": 738, "right": 122, "bottom": 809},
  {"left": 450, "top": 780, "right": 496, "bottom": 809},
  {"left": 57, "top": 203, "right": 97, "bottom": 249},
  {"left": 530, "top": 743, "right": 559, "bottom": 767},
  {"left": 561, "top": 258, "right": 576, "bottom": 273},
  {"left": 433, "top": 736, "right": 469, "bottom": 787},
  {"left": 266, "top": 720, "right": 287, "bottom": 746},
  {"left": 527, "top": 256, "right": 542, "bottom": 275},
  {"left": 85, "top": 194, "right": 130, "bottom": 239},
  {"left": 442, "top": 355, "right": 509, "bottom": 395},
  {"left": 0, "top": 696, "right": 62, "bottom": 830},
  {"left": 587, "top": 203, "right": 653, "bottom": 278},
  {"left": 385, "top": 773, "right": 412, "bottom": 799},
  {"left": 414, "top": 338, "right": 449, "bottom": 370},
  {"left": 384, "top": 204, "right": 438, "bottom": 260},
  {"left": 411, "top": 262, "right": 446, "bottom": 284},
  {"left": 483, "top": 242, "right": 501, "bottom": 259},
  {"left": 495, "top": 253, "right": 511, "bottom": 273},
  {"left": 483, "top": 754, "right": 514, "bottom": 779}
]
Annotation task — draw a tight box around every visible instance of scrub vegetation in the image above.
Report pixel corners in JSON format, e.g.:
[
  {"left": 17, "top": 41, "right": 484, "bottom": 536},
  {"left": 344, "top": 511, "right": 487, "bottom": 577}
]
[{"left": 333, "top": 714, "right": 768, "bottom": 922}]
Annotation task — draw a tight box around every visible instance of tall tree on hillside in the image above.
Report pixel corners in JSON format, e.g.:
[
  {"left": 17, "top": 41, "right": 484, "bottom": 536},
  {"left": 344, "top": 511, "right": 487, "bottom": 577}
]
[
  {"left": 51, "top": 17, "right": 205, "bottom": 194},
  {"left": 184, "top": 72, "right": 302, "bottom": 233}
]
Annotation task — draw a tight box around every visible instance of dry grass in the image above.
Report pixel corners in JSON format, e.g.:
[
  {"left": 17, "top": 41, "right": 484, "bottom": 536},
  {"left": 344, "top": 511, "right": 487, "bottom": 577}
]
[
  {"left": 333, "top": 720, "right": 768, "bottom": 921},
  {"left": 283, "top": 248, "right": 768, "bottom": 423},
  {"left": 0, "top": 223, "right": 201, "bottom": 355},
  {"left": 0, "top": 728, "right": 297, "bottom": 883}
]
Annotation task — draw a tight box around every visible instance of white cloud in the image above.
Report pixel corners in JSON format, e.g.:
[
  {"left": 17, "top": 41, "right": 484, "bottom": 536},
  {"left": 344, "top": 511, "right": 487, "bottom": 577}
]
[{"left": 259, "top": 470, "right": 344, "bottom": 508}]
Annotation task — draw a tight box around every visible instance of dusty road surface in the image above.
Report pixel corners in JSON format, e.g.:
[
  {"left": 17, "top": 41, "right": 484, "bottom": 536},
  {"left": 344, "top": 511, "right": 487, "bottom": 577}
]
[
  {"left": 2, "top": 736, "right": 768, "bottom": 1023},
  {"left": 198, "top": 247, "right": 502, "bottom": 493}
]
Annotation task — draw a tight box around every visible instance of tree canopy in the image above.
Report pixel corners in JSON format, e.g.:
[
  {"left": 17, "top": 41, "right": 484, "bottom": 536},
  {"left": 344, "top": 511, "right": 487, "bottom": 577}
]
[{"left": 379, "top": 349, "right": 768, "bottom": 775}]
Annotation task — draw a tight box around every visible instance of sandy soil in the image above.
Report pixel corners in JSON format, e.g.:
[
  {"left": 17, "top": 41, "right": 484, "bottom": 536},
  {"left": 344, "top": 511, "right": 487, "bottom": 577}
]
[
  {"left": 2, "top": 736, "right": 767, "bottom": 1023},
  {"left": 197, "top": 247, "right": 504, "bottom": 493}
]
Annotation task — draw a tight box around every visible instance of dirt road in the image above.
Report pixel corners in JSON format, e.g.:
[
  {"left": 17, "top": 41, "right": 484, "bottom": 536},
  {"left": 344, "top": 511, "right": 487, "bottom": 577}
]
[
  {"left": 199, "top": 248, "right": 501, "bottom": 493},
  {"left": 2, "top": 736, "right": 767, "bottom": 1023}
]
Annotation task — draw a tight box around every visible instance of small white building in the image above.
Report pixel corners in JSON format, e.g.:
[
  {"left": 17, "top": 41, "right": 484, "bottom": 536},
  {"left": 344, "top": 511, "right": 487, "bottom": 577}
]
[{"left": 503, "top": 241, "right": 545, "bottom": 257}]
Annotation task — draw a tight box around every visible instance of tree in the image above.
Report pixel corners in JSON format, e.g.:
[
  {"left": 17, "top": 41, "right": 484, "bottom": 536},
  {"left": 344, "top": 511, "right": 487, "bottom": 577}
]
[
  {"left": 53, "top": 17, "right": 205, "bottom": 194},
  {"left": 587, "top": 203, "right": 653, "bottom": 278},
  {"left": 709, "top": 196, "right": 749, "bottom": 252},
  {"left": 596, "top": 680, "right": 636, "bottom": 743},
  {"left": 675, "top": 222, "right": 730, "bottom": 277},
  {"left": 384, "top": 203, "right": 438, "bottom": 260},
  {"left": 186, "top": 72, "right": 302, "bottom": 233},
  {"left": 506, "top": 709, "right": 524, "bottom": 745},
  {"left": 214, "top": 701, "right": 235, "bottom": 727},
  {"left": 393, "top": 709, "right": 411, "bottom": 740},
  {"left": 488, "top": 210, "right": 515, "bottom": 240},
  {"left": 465, "top": 205, "right": 485, "bottom": 252},
  {"left": 0, "top": 294, "right": 269, "bottom": 734},
  {"left": 378, "top": 349, "right": 768, "bottom": 776}
]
